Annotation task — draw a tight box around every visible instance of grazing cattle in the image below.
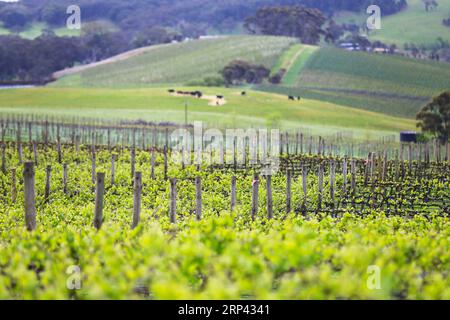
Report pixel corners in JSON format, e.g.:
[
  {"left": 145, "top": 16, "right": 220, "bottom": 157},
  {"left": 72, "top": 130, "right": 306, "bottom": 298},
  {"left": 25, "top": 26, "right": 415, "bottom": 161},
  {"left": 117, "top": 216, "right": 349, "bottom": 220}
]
[
  {"left": 241, "top": 91, "right": 247, "bottom": 96},
  {"left": 217, "top": 95, "right": 224, "bottom": 99},
  {"left": 168, "top": 89, "right": 175, "bottom": 93},
  {"left": 288, "top": 95, "right": 295, "bottom": 101},
  {"left": 190, "top": 91, "right": 197, "bottom": 96},
  {"left": 196, "top": 91, "right": 203, "bottom": 98},
  {"left": 297, "top": 96, "right": 301, "bottom": 101},
  {"left": 177, "top": 91, "right": 184, "bottom": 95}
]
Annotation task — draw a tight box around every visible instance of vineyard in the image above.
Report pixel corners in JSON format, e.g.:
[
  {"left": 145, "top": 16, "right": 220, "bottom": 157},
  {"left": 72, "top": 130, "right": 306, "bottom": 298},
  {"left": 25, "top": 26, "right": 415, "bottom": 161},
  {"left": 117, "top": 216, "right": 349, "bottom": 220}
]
[
  {"left": 0, "top": 118, "right": 449, "bottom": 299},
  {"left": 257, "top": 47, "right": 450, "bottom": 118},
  {"left": 52, "top": 36, "right": 295, "bottom": 88}
]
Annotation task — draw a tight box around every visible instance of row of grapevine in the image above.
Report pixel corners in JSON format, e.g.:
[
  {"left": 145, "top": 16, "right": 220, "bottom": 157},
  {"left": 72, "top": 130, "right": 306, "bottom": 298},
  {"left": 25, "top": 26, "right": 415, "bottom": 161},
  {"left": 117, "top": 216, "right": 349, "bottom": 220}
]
[{"left": 1, "top": 142, "right": 447, "bottom": 231}]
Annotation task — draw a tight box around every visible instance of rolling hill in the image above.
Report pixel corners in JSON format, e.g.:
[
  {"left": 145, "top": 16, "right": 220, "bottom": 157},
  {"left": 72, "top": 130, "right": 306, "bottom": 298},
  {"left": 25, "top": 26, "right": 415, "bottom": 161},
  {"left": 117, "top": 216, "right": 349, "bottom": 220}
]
[
  {"left": 52, "top": 35, "right": 450, "bottom": 119},
  {"left": 256, "top": 47, "right": 450, "bottom": 118},
  {"left": 52, "top": 36, "right": 297, "bottom": 87},
  {"left": 4, "top": 34, "right": 444, "bottom": 140},
  {"left": 334, "top": 0, "right": 450, "bottom": 46},
  {"left": 0, "top": 87, "right": 415, "bottom": 139},
  {"left": 1, "top": 33, "right": 441, "bottom": 144}
]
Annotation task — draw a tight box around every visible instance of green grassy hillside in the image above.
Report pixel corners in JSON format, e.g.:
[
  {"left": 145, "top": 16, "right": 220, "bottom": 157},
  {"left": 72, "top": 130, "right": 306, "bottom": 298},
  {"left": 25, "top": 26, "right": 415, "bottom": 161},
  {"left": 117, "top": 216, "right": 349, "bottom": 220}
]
[
  {"left": 257, "top": 47, "right": 450, "bottom": 118},
  {"left": 52, "top": 35, "right": 450, "bottom": 119},
  {"left": 0, "top": 22, "right": 81, "bottom": 39},
  {"left": 53, "top": 36, "right": 296, "bottom": 88},
  {"left": 281, "top": 46, "right": 318, "bottom": 85},
  {"left": 334, "top": 0, "right": 450, "bottom": 46},
  {"left": 0, "top": 87, "right": 414, "bottom": 138}
]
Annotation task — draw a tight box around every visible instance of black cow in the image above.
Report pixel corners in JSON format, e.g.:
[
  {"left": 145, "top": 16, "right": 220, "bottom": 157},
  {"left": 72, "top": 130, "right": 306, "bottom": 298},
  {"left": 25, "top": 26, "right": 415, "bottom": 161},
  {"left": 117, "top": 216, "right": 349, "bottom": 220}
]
[
  {"left": 217, "top": 95, "right": 224, "bottom": 99},
  {"left": 241, "top": 91, "right": 247, "bottom": 96},
  {"left": 196, "top": 91, "right": 203, "bottom": 98},
  {"left": 168, "top": 89, "right": 175, "bottom": 93},
  {"left": 288, "top": 95, "right": 295, "bottom": 101},
  {"left": 297, "top": 96, "right": 301, "bottom": 101}
]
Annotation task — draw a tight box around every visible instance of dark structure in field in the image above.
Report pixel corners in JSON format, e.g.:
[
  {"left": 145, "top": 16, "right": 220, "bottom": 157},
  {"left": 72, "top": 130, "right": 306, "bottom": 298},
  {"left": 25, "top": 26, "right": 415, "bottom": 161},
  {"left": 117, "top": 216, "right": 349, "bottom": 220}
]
[{"left": 400, "top": 131, "right": 418, "bottom": 143}]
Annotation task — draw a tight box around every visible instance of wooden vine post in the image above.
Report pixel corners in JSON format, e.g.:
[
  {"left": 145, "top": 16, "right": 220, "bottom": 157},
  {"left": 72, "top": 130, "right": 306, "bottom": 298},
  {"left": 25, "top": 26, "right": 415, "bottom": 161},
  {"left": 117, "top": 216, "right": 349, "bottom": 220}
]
[
  {"left": 169, "top": 178, "right": 177, "bottom": 224},
  {"left": 301, "top": 163, "right": 308, "bottom": 214},
  {"left": 23, "top": 162, "right": 36, "bottom": 231},
  {"left": 164, "top": 145, "right": 168, "bottom": 180},
  {"left": 91, "top": 150, "right": 96, "bottom": 185},
  {"left": 93, "top": 172, "right": 105, "bottom": 230},
  {"left": 231, "top": 176, "right": 237, "bottom": 211},
  {"left": 131, "top": 172, "right": 142, "bottom": 229},
  {"left": 317, "top": 163, "right": 324, "bottom": 211},
  {"left": 330, "top": 160, "right": 336, "bottom": 215},
  {"left": 44, "top": 165, "right": 51, "bottom": 202},
  {"left": 150, "top": 147, "right": 156, "bottom": 180},
  {"left": 62, "top": 163, "right": 68, "bottom": 194},
  {"left": 131, "top": 147, "right": 136, "bottom": 178},
  {"left": 111, "top": 154, "right": 116, "bottom": 186},
  {"left": 195, "top": 176, "right": 202, "bottom": 221},
  {"left": 251, "top": 173, "right": 259, "bottom": 221},
  {"left": 342, "top": 157, "right": 348, "bottom": 191},
  {"left": 266, "top": 175, "right": 273, "bottom": 219},
  {"left": 286, "top": 169, "right": 292, "bottom": 214},
  {"left": 1, "top": 144, "right": 6, "bottom": 174}
]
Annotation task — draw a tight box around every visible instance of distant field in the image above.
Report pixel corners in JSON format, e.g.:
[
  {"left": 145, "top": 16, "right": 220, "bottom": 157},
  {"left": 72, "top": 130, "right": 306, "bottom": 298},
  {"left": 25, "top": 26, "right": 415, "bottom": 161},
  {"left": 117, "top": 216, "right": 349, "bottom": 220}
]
[
  {"left": 0, "top": 21, "right": 107, "bottom": 39},
  {"left": 52, "top": 36, "right": 297, "bottom": 87},
  {"left": 257, "top": 47, "right": 450, "bottom": 118},
  {"left": 0, "top": 23, "right": 8, "bottom": 36},
  {"left": 0, "top": 87, "right": 414, "bottom": 138},
  {"left": 43, "top": 34, "right": 450, "bottom": 124},
  {"left": 334, "top": 0, "right": 450, "bottom": 46}
]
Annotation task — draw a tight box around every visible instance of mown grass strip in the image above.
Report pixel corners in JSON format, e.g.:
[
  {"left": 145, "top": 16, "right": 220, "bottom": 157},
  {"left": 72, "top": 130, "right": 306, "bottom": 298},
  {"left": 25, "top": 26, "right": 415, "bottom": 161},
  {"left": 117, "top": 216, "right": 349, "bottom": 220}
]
[{"left": 281, "top": 46, "right": 318, "bottom": 85}]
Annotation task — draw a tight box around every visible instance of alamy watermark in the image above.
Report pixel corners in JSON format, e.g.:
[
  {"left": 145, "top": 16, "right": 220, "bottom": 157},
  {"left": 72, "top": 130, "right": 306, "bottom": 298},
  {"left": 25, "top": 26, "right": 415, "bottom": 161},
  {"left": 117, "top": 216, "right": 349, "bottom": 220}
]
[
  {"left": 170, "top": 122, "right": 280, "bottom": 175},
  {"left": 367, "top": 5, "right": 382, "bottom": 30},
  {"left": 66, "top": 265, "right": 82, "bottom": 290},
  {"left": 66, "top": 5, "right": 81, "bottom": 30},
  {"left": 366, "top": 265, "right": 382, "bottom": 290}
]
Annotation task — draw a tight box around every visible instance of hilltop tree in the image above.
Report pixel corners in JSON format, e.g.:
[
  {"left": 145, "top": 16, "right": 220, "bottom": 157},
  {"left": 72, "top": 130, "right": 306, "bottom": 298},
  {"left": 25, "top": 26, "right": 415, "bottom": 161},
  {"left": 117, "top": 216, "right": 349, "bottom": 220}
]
[
  {"left": 416, "top": 91, "right": 450, "bottom": 142},
  {"left": 244, "top": 6, "right": 327, "bottom": 45},
  {"left": 0, "top": 5, "right": 31, "bottom": 30},
  {"left": 220, "top": 60, "right": 270, "bottom": 85}
]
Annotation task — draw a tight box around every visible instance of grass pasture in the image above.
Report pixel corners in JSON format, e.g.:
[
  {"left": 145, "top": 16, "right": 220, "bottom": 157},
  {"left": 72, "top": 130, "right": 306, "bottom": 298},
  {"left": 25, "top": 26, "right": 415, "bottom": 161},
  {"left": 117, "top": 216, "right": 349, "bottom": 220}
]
[{"left": 0, "top": 87, "right": 414, "bottom": 138}]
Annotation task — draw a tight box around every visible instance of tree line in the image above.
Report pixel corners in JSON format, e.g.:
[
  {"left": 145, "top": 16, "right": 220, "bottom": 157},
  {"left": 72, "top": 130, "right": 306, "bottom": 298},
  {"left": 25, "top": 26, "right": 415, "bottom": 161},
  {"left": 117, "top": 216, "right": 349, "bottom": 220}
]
[
  {"left": 1, "top": 0, "right": 409, "bottom": 35},
  {"left": 0, "top": 0, "right": 411, "bottom": 83},
  {"left": 0, "top": 23, "right": 186, "bottom": 84}
]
